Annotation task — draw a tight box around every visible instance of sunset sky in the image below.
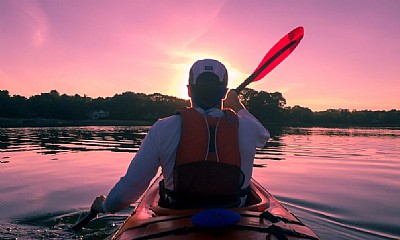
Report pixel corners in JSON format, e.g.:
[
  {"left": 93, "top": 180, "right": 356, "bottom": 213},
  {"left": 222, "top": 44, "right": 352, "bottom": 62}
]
[{"left": 1, "top": 0, "right": 399, "bottom": 111}]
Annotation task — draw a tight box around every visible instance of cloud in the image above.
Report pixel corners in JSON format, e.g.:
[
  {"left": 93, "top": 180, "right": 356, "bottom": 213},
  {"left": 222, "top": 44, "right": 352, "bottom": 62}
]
[{"left": 20, "top": 1, "right": 49, "bottom": 47}]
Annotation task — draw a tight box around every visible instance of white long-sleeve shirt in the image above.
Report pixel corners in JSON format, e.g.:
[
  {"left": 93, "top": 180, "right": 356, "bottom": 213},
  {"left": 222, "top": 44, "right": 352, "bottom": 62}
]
[{"left": 102, "top": 108, "right": 270, "bottom": 213}]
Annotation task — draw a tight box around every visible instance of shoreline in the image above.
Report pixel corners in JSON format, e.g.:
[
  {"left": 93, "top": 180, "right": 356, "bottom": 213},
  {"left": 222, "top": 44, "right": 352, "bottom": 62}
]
[
  {"left": 0, "top": 117, "right": 155, "bottom": 128},
  {"left": 1, "top": 117, "right": 398, "bottom": 129}
]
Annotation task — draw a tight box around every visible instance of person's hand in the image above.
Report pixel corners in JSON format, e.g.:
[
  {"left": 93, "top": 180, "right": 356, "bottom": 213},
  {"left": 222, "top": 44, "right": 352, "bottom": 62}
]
[
  {"left": 223, "top": 90, "right": 245, "bottom": 112},
  {"left": 91, "top": 195, "right": 106, "bottom": 213}
]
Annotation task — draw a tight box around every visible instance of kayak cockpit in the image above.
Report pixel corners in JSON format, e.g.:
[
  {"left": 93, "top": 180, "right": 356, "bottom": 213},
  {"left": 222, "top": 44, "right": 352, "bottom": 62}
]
[
  {"left": 112, "top": 176, "right": 320, "bottom": 240},
  {"left": 151, "top": 177, "right": 270, "bottom": 216}
]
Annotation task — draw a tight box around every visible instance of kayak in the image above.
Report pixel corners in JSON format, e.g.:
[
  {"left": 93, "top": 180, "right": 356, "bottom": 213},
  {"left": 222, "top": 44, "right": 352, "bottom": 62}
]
[{"left": 112, "top": 175, "right": 319, "bottom": 240}]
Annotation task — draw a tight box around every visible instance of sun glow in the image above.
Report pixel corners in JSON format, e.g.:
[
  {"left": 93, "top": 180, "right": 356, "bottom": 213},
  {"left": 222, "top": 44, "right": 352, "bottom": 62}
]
[
  {"left": 173, "top": 61, "right": 249, "bottom": 99},
  {"left": 169, "top": 50, "right": 251, "bottom": 99},
  {"left": 224, "top": 64, "right": 249, "bottom": 91}
]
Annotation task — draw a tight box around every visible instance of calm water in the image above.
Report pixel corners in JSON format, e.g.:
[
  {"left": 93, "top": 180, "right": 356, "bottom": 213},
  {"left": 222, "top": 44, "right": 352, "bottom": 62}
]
[{"left": 0, "top": 126, "right": 399, "bottom": 239}]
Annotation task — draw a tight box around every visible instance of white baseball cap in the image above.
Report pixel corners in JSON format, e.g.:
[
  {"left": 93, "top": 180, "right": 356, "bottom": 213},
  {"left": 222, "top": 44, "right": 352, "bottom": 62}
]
[{"left": 188, "top": 59, "right": 228, "bottom": 86}]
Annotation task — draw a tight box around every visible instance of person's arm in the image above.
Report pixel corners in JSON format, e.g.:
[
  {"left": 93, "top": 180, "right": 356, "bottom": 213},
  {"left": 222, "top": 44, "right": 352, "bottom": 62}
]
[
  {"left": 91, "top": 124, "right": 161, "bottom": 214},
  {"left": 237, "top": 109, "right": 270, "bottom": 147},
  {"left": 225, "top": 89, "right": 269, "bottom": 189},
  {"left": 223, "top": 89, "right": 269, "bottom": 147}
]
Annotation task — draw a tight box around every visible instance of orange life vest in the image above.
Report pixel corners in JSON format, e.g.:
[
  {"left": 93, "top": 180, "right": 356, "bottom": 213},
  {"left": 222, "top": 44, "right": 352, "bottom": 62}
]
[{"left": 170, "top": 107, "right": 243, "bottom": 208}]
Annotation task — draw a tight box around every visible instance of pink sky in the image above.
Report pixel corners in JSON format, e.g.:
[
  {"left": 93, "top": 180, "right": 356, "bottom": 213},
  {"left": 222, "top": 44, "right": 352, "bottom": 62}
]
[{"left": 1, "top": 0, "right": 399, "bottom": 111}]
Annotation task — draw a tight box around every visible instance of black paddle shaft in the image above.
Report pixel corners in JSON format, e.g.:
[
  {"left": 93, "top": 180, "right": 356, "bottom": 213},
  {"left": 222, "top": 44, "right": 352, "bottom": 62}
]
[{"left": 72, "top": 209, "right": 99, "bottom": 232}]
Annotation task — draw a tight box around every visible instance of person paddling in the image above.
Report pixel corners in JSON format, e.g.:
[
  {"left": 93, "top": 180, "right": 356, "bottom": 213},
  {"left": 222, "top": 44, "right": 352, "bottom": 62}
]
[{"left": 90, "top": 59, "right": 270, "bottom": 213}]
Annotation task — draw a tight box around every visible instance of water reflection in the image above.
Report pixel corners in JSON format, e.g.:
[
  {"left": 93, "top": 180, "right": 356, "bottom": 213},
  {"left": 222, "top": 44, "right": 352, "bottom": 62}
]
[
  {"left": 0, "top": 126, "right": 149, "bottom": 154},
  {"left": 258, "top": 127, "right": 400, "bottom": 163},
  {"left": 284, "top": 127, "right": 400, "bottom": 138},
  {"left": 1, "top": 126, "right": 399, "bottom": 240}
]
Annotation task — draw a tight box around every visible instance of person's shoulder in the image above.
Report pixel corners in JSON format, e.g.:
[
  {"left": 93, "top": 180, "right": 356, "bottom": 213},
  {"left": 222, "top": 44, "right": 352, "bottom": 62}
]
[
  {"left": 236, "top": 109, "right": 253, "bottom": 120},
  {"left": 153, "top": 114, "right": 181, "bottom": 129},
  {"left": 236, "top": 110, "right": 266, "bottom": 128},
  {"left": 158, "top": 114, "right": 180, "bottom": 122},
  {"left": 148, "top": 115, "right": 182, "bottom": 141}
]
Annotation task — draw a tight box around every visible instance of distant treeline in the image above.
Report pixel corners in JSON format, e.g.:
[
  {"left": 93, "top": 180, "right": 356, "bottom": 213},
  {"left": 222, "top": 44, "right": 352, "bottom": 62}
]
[{"left": 0, "top": 89, "right": 399, "bottom": 127}]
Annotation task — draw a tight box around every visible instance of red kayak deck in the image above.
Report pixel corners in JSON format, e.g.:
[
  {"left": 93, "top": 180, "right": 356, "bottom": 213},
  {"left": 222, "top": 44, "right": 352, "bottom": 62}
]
[{"left": 112, "top": 176, "right": 319, "bottom": 240}]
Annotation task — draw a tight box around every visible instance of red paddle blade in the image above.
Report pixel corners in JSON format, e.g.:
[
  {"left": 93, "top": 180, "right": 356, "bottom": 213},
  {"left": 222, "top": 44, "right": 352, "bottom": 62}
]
[
  {"left": 253, "top": 26, "right": 304, "bottom": 82},
  {"left": 234, "top": 26, "right": 304, "bottom": 93}
]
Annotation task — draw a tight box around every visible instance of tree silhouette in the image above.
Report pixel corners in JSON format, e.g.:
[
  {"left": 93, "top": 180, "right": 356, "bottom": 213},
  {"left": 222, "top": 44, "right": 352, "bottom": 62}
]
[{"left": 0, "top": 89, "right": 398, "bottom": 127}]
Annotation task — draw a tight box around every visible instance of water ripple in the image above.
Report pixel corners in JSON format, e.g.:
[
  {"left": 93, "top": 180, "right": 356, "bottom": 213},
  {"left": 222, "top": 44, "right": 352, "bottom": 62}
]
[
  {"left": 0, "top": 126, "right": 149, "bottom": 154},
  {"left": 278, "top": 196, "right": 400, "bottom": 240}
]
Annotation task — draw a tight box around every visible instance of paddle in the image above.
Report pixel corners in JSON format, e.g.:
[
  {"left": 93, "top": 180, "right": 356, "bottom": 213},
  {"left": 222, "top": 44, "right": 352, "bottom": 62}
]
[
  {"left": 72, "top": 208, "right": 99, "bottom": 232},
  {"left": 234, "top": 26, "right": 304, "bottom": 94}
]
